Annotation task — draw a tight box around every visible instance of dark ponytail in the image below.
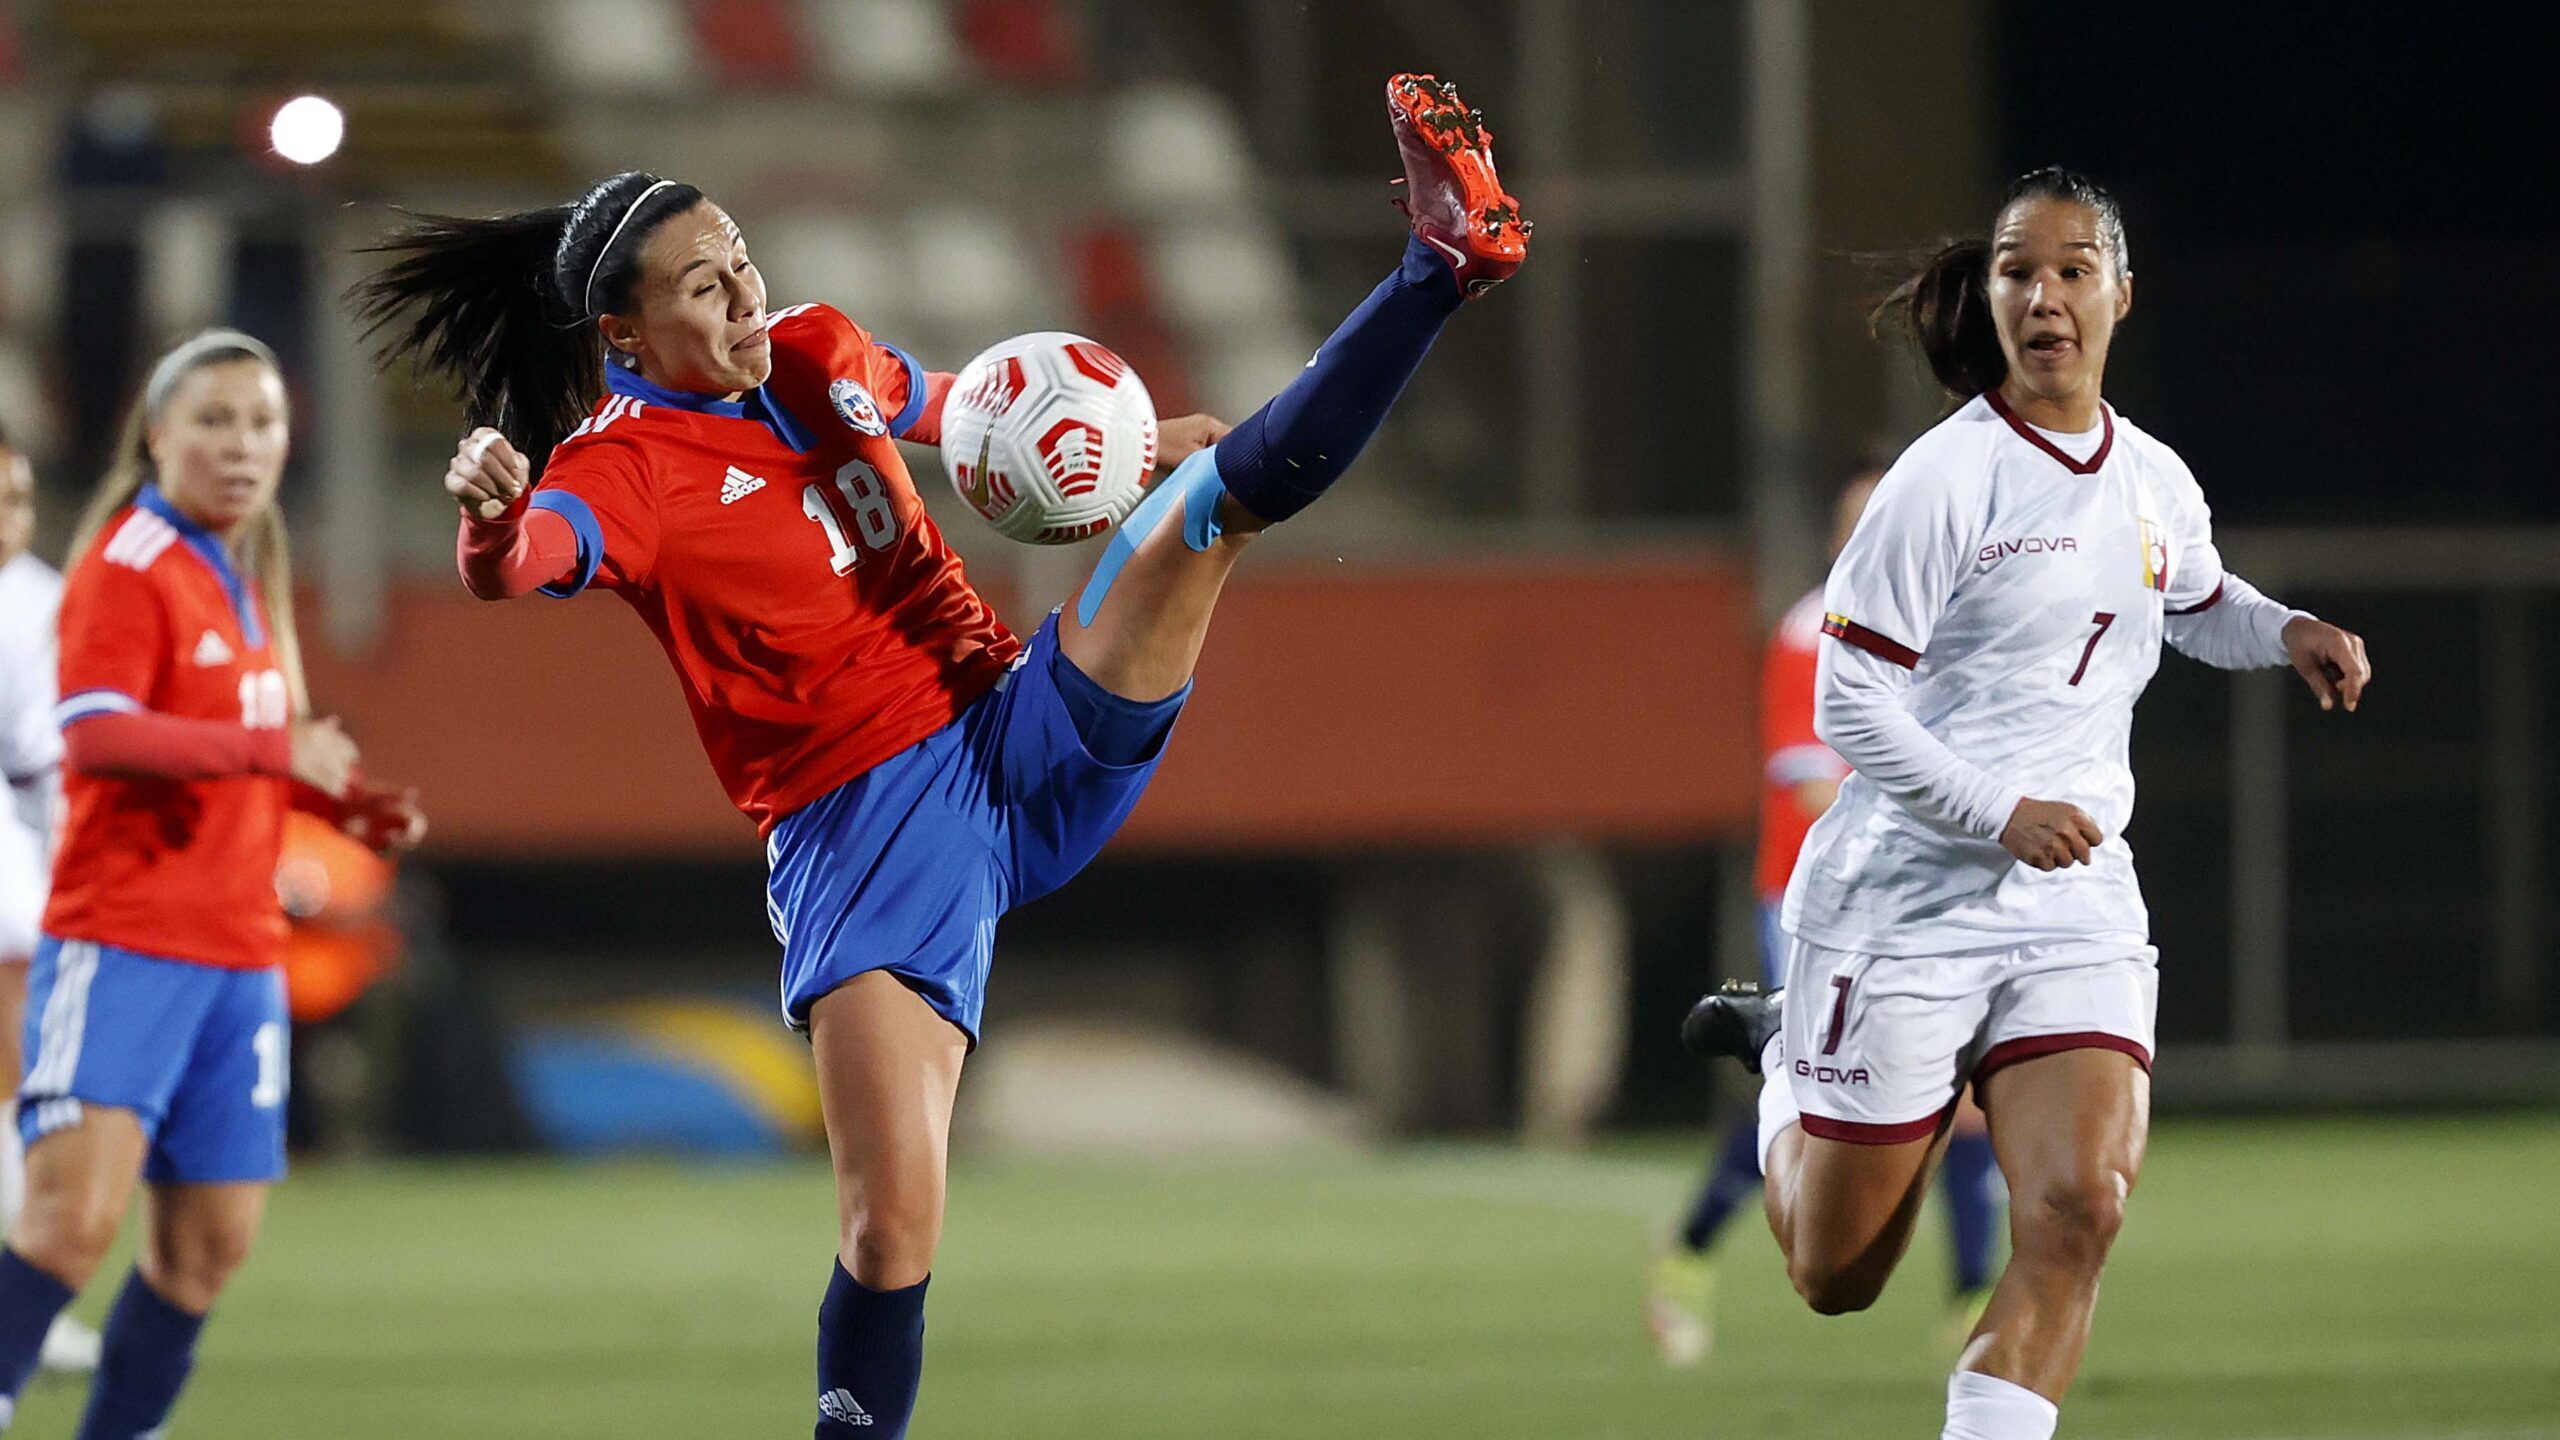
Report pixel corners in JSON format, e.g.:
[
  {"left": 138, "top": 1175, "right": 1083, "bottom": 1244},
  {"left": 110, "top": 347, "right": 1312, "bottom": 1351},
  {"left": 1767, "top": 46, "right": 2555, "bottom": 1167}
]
[
  {"left": 1870, "top": 238, "right": 2003, "bottom": 400},
  {"left": 351, "top": 171, "right": 704, "bottom": 475},
  {"left": 1870, "top": 165, "right": 2130, "bottom": 403}
]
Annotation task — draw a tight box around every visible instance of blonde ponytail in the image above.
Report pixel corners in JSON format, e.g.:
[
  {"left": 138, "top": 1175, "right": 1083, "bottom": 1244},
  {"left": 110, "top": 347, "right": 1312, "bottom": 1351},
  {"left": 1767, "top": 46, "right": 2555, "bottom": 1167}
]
[{"left": 241, "top": 505, "right": 308, "bottom": 717}]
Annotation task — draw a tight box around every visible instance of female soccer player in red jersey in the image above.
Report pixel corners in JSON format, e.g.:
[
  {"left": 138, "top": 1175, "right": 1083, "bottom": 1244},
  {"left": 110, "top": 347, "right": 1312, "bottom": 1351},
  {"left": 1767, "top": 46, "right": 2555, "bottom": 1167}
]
[
  {"left": 1684, "top": 170, "right": 2371, "bottom": 1440},
  {"left": 0, "top": 331, "right": 422, "bottom": 1438},
  {"left": 355, "top": 74, "right": 1526, "bottom": 1438}
]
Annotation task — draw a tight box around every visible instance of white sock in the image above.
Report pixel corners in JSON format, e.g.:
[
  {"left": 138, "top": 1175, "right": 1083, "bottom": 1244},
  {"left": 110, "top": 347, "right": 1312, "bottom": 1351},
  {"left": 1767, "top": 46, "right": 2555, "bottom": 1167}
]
[
  {"left": 1942, "top": 1370, "right": 2058, "bottom": 1440},
  {"left": 1754, "top": 1033, "right": 1798, "bottom": 1173}
]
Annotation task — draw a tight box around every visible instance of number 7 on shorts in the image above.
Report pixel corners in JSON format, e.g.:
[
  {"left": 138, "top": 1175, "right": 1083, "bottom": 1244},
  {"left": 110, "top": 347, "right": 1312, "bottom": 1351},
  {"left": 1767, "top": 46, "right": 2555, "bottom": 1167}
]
[{"left": 1821, "top": 975, "right": 1852, "bottom": 1056}]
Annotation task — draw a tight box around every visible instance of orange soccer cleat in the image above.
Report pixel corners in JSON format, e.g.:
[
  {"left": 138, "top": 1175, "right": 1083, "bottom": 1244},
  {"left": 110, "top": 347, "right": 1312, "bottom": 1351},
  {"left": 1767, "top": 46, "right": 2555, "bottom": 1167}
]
[{"left": 1387, "top": 72, "right": 1531, "bottom": 297}]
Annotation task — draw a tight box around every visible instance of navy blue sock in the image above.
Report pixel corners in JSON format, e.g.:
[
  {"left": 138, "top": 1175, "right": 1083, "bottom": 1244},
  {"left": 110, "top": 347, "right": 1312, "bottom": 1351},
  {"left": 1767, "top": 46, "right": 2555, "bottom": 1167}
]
[
  {"left": 1048, "top": 635, "right": 1187, "bottom": 767},
  {"left": 816, "top": 1261, "right": 927, "bottom": 1439},
  {"left": 1213, "top": 235, "right": 1463, "bottom": 524},
  {"left": 1678, "top": 1117, "right": 1766, "bottom": 1253},
  {"left": 1941, "top": 1130, "right": 2002, "bottom": 1297},
  {"left": 0, "top": 1247, "right": 76, "bottom": 1409},
  {"left": 76, "top": 1270, "right": 206, "bottom": 1440}
]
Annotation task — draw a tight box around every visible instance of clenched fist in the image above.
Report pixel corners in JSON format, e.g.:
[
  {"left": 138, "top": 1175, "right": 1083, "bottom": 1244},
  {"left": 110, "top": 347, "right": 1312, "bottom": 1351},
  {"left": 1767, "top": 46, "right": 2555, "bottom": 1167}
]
[
  {"left": 2001, "top": 797, "right": 2105, "bottom": 872},
  {"left": 448, "top": 427, "right": 532, "bottom": 521}
]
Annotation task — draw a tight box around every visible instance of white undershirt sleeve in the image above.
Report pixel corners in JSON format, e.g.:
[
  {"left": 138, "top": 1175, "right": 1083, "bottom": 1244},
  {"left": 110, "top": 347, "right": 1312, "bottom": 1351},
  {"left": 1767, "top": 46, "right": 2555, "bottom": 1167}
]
[
  {"left": 2166, "top": 572, "right": 2301, "bottom": 670},
  {"left": 1812, "top": 458, "right": 2025, "bottom": 842},
  {"left": 1816, "top": 644, "right": 2024, "bottom": 841}
]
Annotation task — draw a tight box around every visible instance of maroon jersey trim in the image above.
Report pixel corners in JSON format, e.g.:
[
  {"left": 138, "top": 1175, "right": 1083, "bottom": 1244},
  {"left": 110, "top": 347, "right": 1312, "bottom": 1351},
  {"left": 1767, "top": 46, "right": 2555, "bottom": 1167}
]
[
  {"left": 1972, "top": 1030, "right": 2153, "bottom": 1087},
  {"left": 1821, "top": 613, "right": 1920, "bottom": 670},
  {"left": 1985, "top": 389, "right": 2115, "bottom": 476},
  {"left": 2165, "top": 578, "right": 2226, "bottom": 616},
  {"left": 1799, "top": 1105, "right": 1952, "bottom": 1146}
]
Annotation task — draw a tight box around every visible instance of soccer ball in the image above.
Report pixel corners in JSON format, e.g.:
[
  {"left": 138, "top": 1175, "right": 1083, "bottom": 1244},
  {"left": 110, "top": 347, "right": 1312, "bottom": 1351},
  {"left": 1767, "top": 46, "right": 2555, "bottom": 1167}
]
[{"left": 939, "top": 332, "right": 1159, "bottom": 545}]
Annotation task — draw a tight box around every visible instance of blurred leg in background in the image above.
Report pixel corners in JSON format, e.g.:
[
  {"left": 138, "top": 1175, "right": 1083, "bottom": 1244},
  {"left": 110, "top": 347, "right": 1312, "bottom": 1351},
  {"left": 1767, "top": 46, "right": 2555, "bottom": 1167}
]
[
  {"left": 1939, "top": 1093, "right": 2004, "bottom": 1349},
  {"left": 0, "top": 956, "right": 101, "bottom": 1378}
]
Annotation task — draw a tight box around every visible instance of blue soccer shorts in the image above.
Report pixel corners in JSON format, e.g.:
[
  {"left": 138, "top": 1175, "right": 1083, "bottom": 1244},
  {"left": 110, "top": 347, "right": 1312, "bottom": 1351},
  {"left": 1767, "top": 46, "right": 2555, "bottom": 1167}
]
[
  {"left": 766, "top": 610, "right": 1180, "bottom": 1044},
  {"left": 19, "top": 935, "right": 290, "bottom": 1185}
]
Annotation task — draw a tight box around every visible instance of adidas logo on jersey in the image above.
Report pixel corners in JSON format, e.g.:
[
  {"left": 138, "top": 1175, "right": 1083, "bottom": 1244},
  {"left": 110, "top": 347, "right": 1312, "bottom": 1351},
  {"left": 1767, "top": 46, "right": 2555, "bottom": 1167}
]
[
  {"left": 192, "top": 630, "right": 234, "bottom": 668},
  {"left": 720, "top": 467, "right": 767, "bottom": 505},
  {"left": 818, "top": 1389, "right": 874, "bottom": 1425}
]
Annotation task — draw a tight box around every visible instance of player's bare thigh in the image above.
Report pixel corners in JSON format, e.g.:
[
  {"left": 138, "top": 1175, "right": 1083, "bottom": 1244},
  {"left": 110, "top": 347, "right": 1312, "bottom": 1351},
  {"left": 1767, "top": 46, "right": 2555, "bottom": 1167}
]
[
  {"left": 1968, "top": 1048, "right": 2147, "bottom": 1389},
  {"left": 1766, "top": 1113, "right": 1951, "bottom": 1314},
  {"left": 1057, "top": 495, "right": 1262, "bottom": 704},
  {"left": 1978, "top": 1047, "right": 2148, "bottom": 1227},
  {"left": 808, "top": 972, "right": 968, "bottom": 1289}
]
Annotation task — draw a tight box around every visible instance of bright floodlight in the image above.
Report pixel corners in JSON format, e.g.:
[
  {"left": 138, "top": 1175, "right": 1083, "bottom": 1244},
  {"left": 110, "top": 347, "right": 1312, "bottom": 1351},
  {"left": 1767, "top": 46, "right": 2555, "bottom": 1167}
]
[{"left": 270, "top": 96, "right": 345, "bottom": 166}]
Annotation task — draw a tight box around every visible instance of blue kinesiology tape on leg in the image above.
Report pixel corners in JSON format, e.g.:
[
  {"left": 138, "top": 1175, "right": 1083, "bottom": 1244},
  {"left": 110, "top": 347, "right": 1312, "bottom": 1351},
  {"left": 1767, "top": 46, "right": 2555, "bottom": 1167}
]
[{"left": 1075, "top": 446, "right": 1228, "bottom": 629}]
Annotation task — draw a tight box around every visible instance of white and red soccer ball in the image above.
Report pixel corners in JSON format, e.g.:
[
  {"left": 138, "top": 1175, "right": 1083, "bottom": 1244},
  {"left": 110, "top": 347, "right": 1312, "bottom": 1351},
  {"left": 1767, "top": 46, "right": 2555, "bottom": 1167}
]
[{"left": 939, "top": 331, "right": 1158, "bottom": 546}]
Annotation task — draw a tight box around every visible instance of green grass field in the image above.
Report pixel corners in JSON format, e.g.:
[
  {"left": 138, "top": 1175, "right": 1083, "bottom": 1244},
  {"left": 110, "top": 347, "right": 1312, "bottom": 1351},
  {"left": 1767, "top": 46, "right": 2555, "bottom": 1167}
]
[{"left": 12, "top": 1114, "right": 2558, "bottom": 1438}]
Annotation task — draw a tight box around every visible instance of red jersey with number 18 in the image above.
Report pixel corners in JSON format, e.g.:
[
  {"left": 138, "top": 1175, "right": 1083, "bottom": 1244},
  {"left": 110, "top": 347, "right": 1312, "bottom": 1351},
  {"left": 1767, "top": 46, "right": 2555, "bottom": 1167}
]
[
  {"left": 46, "top": 490, "right": 293, "bottom": 970},
  {"left": 526, "top": 302, "right": 1020, "bottom": 833}
]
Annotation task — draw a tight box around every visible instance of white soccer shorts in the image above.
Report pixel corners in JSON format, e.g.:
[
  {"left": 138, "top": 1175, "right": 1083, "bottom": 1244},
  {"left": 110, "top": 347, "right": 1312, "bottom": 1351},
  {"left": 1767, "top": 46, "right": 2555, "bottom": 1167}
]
[{"left": 1769, "top": 933, "right": 2158, "bottom": 1147}]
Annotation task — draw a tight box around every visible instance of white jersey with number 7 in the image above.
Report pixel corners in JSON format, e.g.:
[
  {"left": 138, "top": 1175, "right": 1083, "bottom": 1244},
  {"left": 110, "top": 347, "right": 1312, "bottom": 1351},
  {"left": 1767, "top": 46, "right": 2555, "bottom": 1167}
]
[{"left": 1781, "top": 391, "right": 2308, "bottom": 958}]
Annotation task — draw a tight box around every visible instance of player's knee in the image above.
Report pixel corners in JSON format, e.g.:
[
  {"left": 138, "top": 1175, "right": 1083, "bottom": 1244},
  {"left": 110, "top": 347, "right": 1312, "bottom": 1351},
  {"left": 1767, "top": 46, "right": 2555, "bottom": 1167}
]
[
  {"left": 841, "top": 1201, "right": 942, "bottom": 1290},
  {"left": 1787, "top": 1252, "right": 1886, "bottom": 1316},
  {"left": 13, "top": 1184, "right": 124, "bottom": 1286},
  {"left": 148, "top": 1221, "right": 259, "bottom": 1302},
  {"left": 2017, "top": 1169, "right": 2129, "bottom": 1270}
]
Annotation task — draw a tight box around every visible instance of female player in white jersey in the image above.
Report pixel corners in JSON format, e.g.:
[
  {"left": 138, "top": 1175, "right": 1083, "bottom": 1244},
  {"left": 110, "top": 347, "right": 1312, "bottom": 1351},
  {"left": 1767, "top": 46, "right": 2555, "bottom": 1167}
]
[{"left": 1683, "top": 167, "right": 2370, "bottom": 1440}]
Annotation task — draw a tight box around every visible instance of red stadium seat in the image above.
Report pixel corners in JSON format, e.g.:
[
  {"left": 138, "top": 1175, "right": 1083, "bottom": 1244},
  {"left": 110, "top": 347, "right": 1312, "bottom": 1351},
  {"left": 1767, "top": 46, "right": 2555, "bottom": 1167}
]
[
  {"left": 955, "top": 0, "right": 1081, "bottom": 88},
  {"left": 1064, "top": 218, "right": 1195, "bottom": 419},
  {"left": 689, "top": 0, "right": 813, "bottom": 88}
]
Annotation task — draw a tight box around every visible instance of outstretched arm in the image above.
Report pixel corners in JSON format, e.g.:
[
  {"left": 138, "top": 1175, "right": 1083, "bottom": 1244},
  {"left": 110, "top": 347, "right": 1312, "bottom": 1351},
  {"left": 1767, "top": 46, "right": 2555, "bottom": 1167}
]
[
  {"left": 65, "top": 711, "right": 357, "bottom": 797},
  {"left": 2162, "top": 572, "right": 2297, "bottom": 669},
  {"left": 2154, "top": 474, "right": 2371, "bottom": 709},
  {"left": 445, "top": 428, "right": 579, "bottom": 598},
  {"left": 2164, "top": 579, "right": 2370, "bottom": 711}
]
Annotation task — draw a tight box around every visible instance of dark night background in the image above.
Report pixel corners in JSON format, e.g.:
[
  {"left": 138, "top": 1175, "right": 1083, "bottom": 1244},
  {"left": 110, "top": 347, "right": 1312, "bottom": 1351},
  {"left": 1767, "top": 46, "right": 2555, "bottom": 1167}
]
[{"left": 1998, "top": 5, "right": 2559, "bottom": 523}]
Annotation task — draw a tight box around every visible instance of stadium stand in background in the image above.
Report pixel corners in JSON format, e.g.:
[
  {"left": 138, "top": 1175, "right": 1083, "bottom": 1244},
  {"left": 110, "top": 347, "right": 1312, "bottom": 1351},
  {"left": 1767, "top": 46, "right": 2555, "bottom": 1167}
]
[{"left": 0, "top": 2, "right": 2552, "bottom": 1162}]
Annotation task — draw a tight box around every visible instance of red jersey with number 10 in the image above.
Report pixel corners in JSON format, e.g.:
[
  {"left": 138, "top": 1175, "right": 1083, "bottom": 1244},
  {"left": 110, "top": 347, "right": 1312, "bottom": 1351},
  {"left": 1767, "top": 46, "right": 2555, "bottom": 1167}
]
[
  {"left": 47, "top": 493, "right": 293, "bottom": 970},
  {"left": 528, "top": 303, "right": 1019, "bottom": 833}
]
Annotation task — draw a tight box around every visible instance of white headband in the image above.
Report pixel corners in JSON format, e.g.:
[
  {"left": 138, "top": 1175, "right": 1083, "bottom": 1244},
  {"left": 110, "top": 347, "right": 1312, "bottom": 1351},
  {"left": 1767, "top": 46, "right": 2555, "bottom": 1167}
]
[
  {"left": 581, "top": 179, "right": 679, "bottom": 318},
  {"left": 144, "top": 329, "right": 281, "bottom": 416}
]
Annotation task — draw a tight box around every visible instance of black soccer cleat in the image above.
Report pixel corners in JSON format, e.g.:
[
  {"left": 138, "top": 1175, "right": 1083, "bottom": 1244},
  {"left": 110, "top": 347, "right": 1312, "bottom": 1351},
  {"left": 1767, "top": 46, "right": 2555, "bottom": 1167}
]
[{"left": 1681, "top": 981, "right": 1783, "bottom": 1073}]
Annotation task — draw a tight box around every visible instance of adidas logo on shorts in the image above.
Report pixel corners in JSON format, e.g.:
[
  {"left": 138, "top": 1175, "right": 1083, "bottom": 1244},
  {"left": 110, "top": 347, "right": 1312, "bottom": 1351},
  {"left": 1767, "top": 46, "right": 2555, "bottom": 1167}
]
[
  {"left": 721, "top": 466, "right": 767, "bottom": 505},
  {"left": 819, "top": 1388, "right": 874, "bottom": 1426}
]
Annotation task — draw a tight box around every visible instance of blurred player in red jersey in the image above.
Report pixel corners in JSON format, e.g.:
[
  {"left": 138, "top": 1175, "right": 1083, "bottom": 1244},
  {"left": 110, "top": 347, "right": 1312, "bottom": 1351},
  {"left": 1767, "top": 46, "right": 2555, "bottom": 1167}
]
[
  {"left": 0, "top": 332, "right": 423, "bottom": 1439},
  {"left": 1648, "top": 470, "right": 2005, "bottom": 1365},
  {"left": 354, "top": 74, "right": 1526, "bottom": 1438}
]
